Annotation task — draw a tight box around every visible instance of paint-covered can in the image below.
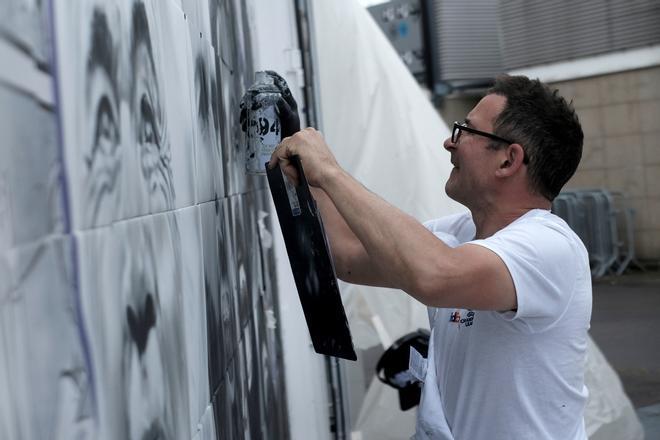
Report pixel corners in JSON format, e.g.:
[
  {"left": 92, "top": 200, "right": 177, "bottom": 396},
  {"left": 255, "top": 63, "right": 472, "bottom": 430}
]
[{"left": 243, "top": 71, "right": 282, "bottom": 174}]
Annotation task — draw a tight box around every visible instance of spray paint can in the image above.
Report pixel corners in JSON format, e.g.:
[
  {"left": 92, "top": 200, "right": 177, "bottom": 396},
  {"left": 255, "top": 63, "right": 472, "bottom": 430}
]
[{"left": 244, "top": 71, "right": 282, "bottom": 174}]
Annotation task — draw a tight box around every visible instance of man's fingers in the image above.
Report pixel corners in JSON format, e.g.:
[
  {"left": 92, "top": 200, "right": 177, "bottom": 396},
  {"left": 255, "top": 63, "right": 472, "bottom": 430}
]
[
  {"left": 281, "top": 161, "right": 300, "bottom": 186},
  {"left": 267, "top": 144, "right": 300, "bottom": 185},
  {"left": 268, "top": 140, "right": 293, "bottom": 169}
]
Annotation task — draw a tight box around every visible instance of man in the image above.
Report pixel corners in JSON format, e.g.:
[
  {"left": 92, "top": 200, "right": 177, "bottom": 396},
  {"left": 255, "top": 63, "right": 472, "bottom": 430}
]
[{"left": 269, "top": 74, "right": 591, "bottom": 439}]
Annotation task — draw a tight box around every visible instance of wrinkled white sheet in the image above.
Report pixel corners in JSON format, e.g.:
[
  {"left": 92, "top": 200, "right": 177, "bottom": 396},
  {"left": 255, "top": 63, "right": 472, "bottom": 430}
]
[
  {"left": 312, "top": 0, "right": 464, "bottom": 350},
  {"left": 312, "top": 0, "right": 463, "bottom": 435},
  {"left": 586, "top": 337, "right": 644, "bottom": 440}
]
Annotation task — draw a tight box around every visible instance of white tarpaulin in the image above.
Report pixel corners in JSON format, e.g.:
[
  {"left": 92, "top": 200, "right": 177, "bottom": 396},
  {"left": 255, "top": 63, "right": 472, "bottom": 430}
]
[
  {"left": 312, "top": 0, "right": 464, "bottom": 349},
  {"left": 311, "top": 0, "right": 643, "bottom": 439},
  {"left": 586, "top": 338, "right": 644, "bottom": 440},
  {"left": 311, "top": 0, "right": 464, "bottom": 436}
]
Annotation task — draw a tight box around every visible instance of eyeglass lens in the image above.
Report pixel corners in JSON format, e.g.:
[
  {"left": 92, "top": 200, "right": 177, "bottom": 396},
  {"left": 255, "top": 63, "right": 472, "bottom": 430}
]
[{"left": 452, "top": 123, "right": 461, "bottom": 143}]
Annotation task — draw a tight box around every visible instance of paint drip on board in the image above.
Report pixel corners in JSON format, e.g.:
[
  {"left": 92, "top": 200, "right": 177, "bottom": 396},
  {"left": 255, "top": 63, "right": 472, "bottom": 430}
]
[{"left": 242, "top": 71, "right": 282, "bottom": 174}]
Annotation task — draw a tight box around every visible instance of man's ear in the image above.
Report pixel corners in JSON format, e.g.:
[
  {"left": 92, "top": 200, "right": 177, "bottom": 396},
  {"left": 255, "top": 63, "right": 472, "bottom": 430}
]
[{"left": 496, "top": 143, "right": 525, "bottom": 177}]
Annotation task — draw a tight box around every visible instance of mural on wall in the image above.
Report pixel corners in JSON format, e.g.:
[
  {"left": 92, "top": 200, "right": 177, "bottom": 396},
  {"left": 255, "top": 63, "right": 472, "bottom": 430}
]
[
  {"left": 1, "top": 237, "right": 94, "bottom": 439},
  {"left": 0, "top": 86, "right": 64, "bottom": 252},
  {"left": 56, "top": 0, "right": 197, "bottom": 229},
  {"left": 0, "top": 0, "right": 50, "bottom": 65},
  {"left": 0, "top": 0, "right": 289, "bottom": 439},
  {"left": 191, "top": 23, "right": 224, "bottom": 202},
  {"left": 77, "top": 215, "right": 192, "bottom": 439}
]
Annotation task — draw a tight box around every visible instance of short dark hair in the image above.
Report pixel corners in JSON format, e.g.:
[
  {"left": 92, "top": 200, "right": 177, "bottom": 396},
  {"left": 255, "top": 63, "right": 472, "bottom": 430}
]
[{"left": 488, "top": 75, "right": 583, "bottom": 201}]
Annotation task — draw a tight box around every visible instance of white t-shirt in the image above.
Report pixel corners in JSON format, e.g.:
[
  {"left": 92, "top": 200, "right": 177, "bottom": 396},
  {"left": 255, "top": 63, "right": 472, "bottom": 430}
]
[{"left": 414, "top": 209, "right": 592, "bottom": 440}]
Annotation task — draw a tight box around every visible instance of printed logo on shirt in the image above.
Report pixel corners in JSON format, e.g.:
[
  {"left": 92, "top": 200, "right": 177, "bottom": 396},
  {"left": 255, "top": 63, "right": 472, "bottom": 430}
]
[{"left": 449, "top": 309, "right": 475, "bottom": 328}]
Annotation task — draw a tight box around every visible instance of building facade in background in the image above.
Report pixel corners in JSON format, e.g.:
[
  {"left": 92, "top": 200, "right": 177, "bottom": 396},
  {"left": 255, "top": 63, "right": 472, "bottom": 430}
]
[{"left": 370, "top": 0, "right": 660, "bottom": 262}]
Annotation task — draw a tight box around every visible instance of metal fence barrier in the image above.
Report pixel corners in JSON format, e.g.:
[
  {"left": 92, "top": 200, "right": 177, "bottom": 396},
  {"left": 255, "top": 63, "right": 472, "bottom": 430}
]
[{"left": 552, "top": 189, "right": 645, "bottom": 278}]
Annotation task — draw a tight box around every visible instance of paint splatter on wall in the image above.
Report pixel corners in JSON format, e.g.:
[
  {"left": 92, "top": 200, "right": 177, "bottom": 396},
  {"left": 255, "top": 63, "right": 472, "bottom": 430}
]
[{"left": 0, "top": 0, "right": 288, "bottom": 438}]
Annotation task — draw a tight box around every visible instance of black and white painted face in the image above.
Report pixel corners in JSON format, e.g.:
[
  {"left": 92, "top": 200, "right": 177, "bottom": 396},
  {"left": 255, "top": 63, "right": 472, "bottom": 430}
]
[
  {"left": 83, "top": 1, "right": 176, "bottom": 223},
  {"left": 193, "top": 42, "right": 222, "bottom": 199},
  {"left": 48, "top": 0, "right": 293, "bottom": 438},
  {"left": 209, "top": 0, "right": 248, "bottom": 195},
  {"left": 210, "top": 0, "right": 236, "bottom": 71},
  {"left": 121, "top": 229, "right": 169, "bottom": 440},
  {"left": 130, "top": 1, "right": 174, "bottom": 213},
  {"left": 84, "top": 8, "right": 121, "bottom": 227}
]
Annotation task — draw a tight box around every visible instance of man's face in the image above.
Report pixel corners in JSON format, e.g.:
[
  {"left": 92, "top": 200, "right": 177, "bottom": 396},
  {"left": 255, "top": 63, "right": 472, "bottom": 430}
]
[{"left": 443, "top": 94, "right": 507, "bottom": 208}]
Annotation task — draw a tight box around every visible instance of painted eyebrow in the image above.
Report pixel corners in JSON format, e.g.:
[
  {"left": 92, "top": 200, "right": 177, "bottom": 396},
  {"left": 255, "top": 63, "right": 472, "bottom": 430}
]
[
  {"left": 87, "top": 9, "right": 114, "bottom": 77},
  {"left": 130, "top": 2, "right": 155, "bottom": 67}
]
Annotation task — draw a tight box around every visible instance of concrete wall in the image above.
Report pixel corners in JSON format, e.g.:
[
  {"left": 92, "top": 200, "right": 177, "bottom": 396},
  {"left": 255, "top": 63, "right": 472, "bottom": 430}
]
[{"left": 553, "top": 65, "right": 660, "bottom": 261}]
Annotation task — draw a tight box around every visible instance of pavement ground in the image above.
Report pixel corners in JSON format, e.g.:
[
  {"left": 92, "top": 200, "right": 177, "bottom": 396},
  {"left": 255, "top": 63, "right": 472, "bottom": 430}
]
[{"left": 590, "top": 270, "right": 660, "bottom": 439}]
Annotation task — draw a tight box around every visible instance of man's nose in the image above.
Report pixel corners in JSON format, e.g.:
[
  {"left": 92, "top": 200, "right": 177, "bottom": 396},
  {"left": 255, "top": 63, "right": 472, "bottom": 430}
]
[{"left": 443, "top": 136, "right": 455, "bottom": 152}]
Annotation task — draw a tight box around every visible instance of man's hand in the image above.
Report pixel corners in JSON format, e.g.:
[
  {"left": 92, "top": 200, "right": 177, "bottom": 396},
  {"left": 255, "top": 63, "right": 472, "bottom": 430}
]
[{"left": 268, "top": 127, "right": 341, "bottom": 188}]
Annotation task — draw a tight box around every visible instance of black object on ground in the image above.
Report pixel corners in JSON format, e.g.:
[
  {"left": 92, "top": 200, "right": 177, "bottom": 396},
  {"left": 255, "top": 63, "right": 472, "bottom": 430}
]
[{"left": 376, "top": 329, "right": 430, "bottom": 411}]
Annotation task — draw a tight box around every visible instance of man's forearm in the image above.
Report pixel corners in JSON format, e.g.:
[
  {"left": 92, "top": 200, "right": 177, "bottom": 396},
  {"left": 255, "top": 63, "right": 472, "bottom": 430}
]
[
  {"left": 310, "top": 187, "right": 387, "bottom": 285},
  {"left": 309, "top": 186, "right": 359, "bottom": 261},
  {"left": 319, "top": 166, "right": 450, "bottom": 296}
]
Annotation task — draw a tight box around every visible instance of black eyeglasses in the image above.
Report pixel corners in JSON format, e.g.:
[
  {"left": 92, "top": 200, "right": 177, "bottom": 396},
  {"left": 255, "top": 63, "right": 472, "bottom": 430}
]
[
  {"left": 452, "top": 121, "right": 513, "bottom": 145},
  {"left": 451, "top": 121, "right": 529, "bottom": 164}
]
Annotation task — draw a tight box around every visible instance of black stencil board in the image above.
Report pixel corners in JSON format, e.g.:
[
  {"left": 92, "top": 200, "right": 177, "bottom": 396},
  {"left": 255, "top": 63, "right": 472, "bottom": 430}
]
[{"left": 266, "top": 157, "right": 357, "bottom": 361}]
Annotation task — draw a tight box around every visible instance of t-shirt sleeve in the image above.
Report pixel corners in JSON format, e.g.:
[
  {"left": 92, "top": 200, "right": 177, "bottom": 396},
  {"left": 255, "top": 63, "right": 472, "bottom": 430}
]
[
  {"left": 424, "top": 211, "right": 473, "bottom": 244},
  {"left": 427, "top": 230, "right": 461, "bottom": 248},
  {"left": 469, "top": 219, "right": 582, "bottom": 333}
]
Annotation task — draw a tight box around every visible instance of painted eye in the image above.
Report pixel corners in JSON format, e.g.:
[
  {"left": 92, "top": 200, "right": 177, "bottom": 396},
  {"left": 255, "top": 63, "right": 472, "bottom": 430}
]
[
  {"left": 86, "top": 95, "right": 118, "bottom": 170},
  {"left": 94, "top": 95, "right": 118, "bottom": 152},
  {"left": 139, "top": 94, "right": 158, "bottom": 146}
]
